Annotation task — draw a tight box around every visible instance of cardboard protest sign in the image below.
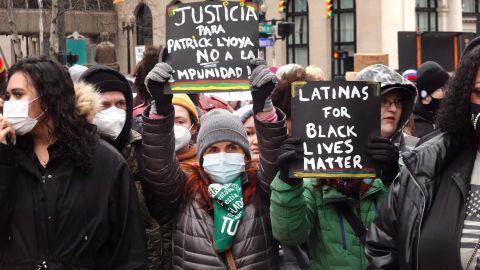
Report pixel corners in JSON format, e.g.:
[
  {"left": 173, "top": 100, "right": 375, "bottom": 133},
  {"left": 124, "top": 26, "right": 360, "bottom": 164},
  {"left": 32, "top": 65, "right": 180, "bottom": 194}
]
[
  {"left": 165, "top": 1, "right": 259, "bottom": 93},
  {"left": 290, "top": 81, "right": 381, "bottom": 179}
]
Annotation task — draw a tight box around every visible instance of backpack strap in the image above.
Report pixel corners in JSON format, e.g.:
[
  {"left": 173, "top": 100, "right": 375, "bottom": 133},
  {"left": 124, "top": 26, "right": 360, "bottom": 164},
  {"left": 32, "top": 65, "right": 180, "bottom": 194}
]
[{"left": 333, "top": 201, "right": 367, "bottom": 244}]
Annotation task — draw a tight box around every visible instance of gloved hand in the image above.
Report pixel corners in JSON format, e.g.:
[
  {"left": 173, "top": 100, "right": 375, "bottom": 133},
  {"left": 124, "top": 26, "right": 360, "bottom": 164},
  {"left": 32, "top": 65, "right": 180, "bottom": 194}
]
[
  {"left": 277, "top": 137, "right": 304, "bottom": 185},
  {"left": 144, "top": 62, "right": 174, "bottom": 115},
  {"left": 366, "top": 136, "right": 400, "bottom": 185},
  {"left": 249, "top": 58, "right": 278, "bottom": 114}
]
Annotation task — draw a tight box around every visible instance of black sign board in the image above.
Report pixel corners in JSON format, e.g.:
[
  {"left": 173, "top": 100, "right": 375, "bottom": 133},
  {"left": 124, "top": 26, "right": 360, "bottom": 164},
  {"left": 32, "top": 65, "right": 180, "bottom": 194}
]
[
  {"left": 165, "top": 1, "right": 259, "bottom": 93},
  {"left": 290, "top": 81, "right": 381, "bottom": 179}
]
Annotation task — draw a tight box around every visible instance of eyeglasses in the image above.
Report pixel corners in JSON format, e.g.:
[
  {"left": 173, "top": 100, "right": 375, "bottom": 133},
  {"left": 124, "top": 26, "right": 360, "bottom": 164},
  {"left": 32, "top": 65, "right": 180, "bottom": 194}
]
[{"left": 381, "top": 98, "right": 403, "bottom": 109}]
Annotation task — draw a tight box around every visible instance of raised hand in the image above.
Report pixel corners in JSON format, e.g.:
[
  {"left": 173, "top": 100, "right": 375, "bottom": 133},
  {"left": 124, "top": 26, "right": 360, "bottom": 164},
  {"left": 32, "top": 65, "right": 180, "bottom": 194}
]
[{"left": 249, "top": 59, "right": 278, "bottom": 114}]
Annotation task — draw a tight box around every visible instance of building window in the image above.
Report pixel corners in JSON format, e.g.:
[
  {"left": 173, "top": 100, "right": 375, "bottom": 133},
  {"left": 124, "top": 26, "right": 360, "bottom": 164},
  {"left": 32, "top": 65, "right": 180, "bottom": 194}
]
[
  {"left": 286, "top": 0, "right": 309, "bottom": 66},
  {"left": 136, "top": 4, "right": 153, "bottom": 46},
  {"left": 331, "top": 0, "right": 356, "bottom": 78},
  {"left": 463, "top": 0, "right": 478, "bottom": 15},
  {"left": 416, "top": 0, "right": 437, "bottom": 32}
]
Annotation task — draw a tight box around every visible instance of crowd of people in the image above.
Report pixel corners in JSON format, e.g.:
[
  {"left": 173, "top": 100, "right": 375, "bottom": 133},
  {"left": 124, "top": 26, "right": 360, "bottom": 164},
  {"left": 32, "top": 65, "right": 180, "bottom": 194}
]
[{"left": 0, "top": 35, "right": 479, "bottom": 270}]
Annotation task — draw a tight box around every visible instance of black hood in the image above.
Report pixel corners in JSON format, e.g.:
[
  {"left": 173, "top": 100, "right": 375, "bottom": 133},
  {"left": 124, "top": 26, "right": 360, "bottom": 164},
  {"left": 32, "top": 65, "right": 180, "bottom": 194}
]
[{"left": 79, "top": 65, "right": 133, "bottom": 152}]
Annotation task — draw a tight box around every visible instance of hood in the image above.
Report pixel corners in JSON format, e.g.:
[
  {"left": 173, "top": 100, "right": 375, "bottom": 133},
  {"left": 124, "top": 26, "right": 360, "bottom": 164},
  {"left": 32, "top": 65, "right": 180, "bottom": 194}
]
[
  {"left": 74, "top": 81, "right": 102, "bottom": 123},
  {"left": 355, "top": 64, "right": 418, "bottom": 138},
  {"left": 79, "top": 65, "right": 133, "bottom": 152}
]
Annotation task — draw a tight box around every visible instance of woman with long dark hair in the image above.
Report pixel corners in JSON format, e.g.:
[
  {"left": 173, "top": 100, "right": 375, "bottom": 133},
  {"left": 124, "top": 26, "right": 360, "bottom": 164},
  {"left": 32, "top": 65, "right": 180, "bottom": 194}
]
[
  {"left": 365, "top": 37, "right": 480, "bottom": 269},
  {"left": 0, "top": 57, "right": 146, "bottom": 269}
]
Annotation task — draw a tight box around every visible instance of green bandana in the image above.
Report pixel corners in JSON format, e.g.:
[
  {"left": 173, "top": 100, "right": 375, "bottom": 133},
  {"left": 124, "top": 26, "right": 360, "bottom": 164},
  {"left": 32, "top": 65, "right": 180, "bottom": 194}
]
[{"left": 208, "top": 177, "right": 244, "bottom": 253}]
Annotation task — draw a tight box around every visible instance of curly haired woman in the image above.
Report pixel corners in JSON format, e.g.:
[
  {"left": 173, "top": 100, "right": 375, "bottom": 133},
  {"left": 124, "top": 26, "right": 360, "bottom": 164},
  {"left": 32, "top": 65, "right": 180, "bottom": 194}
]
[{"left": 365, "top": 36, "right": 480, "bottom": 270}]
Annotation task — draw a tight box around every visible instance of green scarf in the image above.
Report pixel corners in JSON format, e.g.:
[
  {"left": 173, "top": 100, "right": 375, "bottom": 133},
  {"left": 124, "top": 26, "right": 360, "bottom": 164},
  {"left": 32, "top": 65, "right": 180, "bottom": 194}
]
[{"left": 208, "top": 177, "right": 244, "bottom": 253}]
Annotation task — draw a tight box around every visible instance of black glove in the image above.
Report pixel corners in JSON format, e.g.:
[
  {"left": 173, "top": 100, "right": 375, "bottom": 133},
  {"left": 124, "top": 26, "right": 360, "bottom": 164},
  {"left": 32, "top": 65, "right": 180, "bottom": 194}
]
[
  {"left": 366, "top": 136, "right": 400, "bottom": 185},
  {"left": 145, "top": 62, "right": 174, "bottom": 115},
  {"left": 249, "top": 59, "right": 278, "bottom": 114},
  {"left": 277, "top": 137, "right": 304, "bottom": 185}
]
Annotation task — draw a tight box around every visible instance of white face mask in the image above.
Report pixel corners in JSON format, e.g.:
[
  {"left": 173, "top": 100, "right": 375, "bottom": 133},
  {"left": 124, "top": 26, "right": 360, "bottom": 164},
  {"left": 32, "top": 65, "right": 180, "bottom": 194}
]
[
  {"left": 203, "top": 152, "right": 245, "bottom": 184},
  {"left": 93, "top": 106, "right": 126, "bottom": 140},
  {"left": 174, "top": 125, "right": 192, "bottom": 152},
  {"left": 3, "top": 96, "right": 44, "bottom": 135}
]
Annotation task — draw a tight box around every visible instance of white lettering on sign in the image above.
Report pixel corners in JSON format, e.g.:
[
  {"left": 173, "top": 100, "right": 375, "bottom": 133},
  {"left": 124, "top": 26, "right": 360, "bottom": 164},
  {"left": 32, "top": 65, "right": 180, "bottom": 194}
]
[{"left": 174, "top": 4, "right": 258, "bottom": 26}]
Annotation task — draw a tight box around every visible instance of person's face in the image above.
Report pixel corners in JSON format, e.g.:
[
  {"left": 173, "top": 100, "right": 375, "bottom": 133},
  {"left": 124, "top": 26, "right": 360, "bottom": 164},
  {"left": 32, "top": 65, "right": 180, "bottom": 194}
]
[
  {"left": 100, "top": 91, "right": 126, "bottom": 111},
  {"left": 174, "top": 104, "right": 198, "bottom": 135},
  {"left": 472, "top": 68, "right": 480, "bottom": 105},
  {"left": 380, "top": 91, "right": 403, "bottom": 138},
  {"left": 203, "top": 141, "right": 245, "bottom": 156},
  {"left": 6, "top": 72, "right": 44, "bottom": 120},
  {"left": 244, "top": 116, "right": 259, "bottom": 162}
]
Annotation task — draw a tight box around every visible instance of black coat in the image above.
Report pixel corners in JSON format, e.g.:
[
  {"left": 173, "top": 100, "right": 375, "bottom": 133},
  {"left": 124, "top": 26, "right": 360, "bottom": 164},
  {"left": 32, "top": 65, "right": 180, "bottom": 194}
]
[
  {"left": 0, "top": 136, "right": 146, "bottom": 270},
  {"left": 413, "top": 101, "right": 435, "bottom": 138},
  {"left": 364, "top": 132, "right": 477, "bottom": 270}
]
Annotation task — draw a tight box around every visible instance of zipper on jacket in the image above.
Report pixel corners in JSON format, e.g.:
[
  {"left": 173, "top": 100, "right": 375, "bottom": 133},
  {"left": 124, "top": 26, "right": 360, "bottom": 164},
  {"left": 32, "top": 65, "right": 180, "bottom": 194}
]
[{"left": 403, "top": 158, "right": 426, "bottom": 270}]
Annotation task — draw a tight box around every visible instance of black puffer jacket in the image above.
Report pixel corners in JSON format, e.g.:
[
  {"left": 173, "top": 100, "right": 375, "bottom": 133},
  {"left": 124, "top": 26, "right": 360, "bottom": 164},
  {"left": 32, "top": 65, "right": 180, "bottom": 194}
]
[
  {"left": 0, "top": 136, "right": 146, "bottom": 270},
  {"left": 365, "top": 132, "right": 477, "bottom": 269},
  {"left": 142, "top": 106, "right": 288, "bottom": 269}
]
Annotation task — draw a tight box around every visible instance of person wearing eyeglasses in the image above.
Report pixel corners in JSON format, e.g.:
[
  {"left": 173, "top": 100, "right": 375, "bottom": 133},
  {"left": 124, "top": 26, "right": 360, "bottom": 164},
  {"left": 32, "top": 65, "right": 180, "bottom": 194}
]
[{"left": 269, "top": 65, "right": 418, "bottom": 270}]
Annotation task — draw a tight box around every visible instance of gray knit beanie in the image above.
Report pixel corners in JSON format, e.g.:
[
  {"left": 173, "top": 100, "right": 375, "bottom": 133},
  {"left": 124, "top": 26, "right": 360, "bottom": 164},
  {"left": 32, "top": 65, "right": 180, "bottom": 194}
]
[
  {"left": 197, "top": 109, "right": 250, "bottom": 165},
  {"left": 233, "top": 104, "right": 254, "bottom": 123}
]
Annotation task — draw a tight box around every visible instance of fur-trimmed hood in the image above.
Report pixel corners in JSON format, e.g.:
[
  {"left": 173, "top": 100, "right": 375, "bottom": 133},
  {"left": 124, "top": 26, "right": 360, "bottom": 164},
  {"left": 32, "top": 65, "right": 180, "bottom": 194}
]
[{"left": 74, "top": 81, "right": 102, "bottom": 123}]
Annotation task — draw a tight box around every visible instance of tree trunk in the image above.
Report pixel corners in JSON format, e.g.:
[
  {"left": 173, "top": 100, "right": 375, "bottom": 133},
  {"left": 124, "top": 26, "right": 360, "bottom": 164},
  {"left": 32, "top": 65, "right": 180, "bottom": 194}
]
[
  {"left": 57, "top": 0, "right": 66, "bottom": 64},
  {"left": 7, "top": 0, "right": 23, "bottom": 61},
  {"left": 49, "top": 0, "right": 59, "bottom": 60},
  {"left": 38, "top": 0, "right": 50, "bottom": 55}
]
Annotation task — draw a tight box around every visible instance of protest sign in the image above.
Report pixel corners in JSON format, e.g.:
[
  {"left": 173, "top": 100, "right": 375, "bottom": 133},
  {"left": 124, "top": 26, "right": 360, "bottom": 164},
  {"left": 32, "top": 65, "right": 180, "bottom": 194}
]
[
  {"left": 290, "top": 81, "right": 381, "bottom": 179},
  {"left": 165, "top": 1, "right": 259, "bottom": 93}
]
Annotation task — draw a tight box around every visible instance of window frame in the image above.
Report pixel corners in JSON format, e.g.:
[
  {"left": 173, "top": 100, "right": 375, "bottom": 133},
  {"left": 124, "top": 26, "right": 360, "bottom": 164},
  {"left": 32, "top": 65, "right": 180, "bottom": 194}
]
[
  {"left": 286, "top": 0, "right": 309, "bottom": 66},
  {"left": 416, "top": 0, "right": 438, "bottom": 32},
  {"left": 330, "top": 0, "right": 356, "bottom": 78}
]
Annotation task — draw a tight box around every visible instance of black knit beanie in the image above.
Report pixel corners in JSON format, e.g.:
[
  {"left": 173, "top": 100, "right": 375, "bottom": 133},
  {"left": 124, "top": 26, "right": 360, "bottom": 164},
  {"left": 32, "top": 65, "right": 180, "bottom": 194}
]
[
  {"left": 83, "top": 71, "right": 128, "bottom": 93},
  {"left": 416, "top": 61, "right": 449, "bottom": 99}
]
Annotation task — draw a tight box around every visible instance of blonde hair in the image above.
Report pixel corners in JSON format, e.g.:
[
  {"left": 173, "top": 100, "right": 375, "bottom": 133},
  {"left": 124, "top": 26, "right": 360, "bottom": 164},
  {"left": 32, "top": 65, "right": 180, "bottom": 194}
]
[{"left": 305, "top": 65, "right": 325, "bottom": 81}]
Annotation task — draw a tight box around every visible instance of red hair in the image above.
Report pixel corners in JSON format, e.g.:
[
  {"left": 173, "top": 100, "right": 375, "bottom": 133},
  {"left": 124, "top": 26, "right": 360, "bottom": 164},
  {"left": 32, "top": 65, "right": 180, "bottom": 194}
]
[{"left": 179, "top": 161, "right": 259, "bottom": 211}]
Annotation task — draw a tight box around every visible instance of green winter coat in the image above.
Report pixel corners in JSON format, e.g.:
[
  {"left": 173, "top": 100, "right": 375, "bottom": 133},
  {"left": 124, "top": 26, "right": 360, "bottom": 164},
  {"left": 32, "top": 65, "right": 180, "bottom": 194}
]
[{"left": 270, "top": 175, "right": 388, "bottom": 270}]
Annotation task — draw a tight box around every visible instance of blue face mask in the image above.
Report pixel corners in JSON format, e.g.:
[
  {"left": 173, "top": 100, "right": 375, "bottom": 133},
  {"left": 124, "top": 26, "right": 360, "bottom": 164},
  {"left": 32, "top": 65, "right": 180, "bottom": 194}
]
[{"left": 202, "top": 152, "right": 245, "bottom": 184}]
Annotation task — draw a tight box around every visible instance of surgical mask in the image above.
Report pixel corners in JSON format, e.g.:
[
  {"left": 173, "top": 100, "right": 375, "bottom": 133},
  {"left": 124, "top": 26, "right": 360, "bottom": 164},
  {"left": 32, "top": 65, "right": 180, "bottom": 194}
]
[
  {"left": 93, "top": 106, "right": 126, "bottom": 140},
  {"left": 203, "top": 152, "right": 245, "bottom": 184},
  {"left": 472, "top": 103, "right": 480, "bottom": 137},
  {"left": 3, "top": 96, "right": 44, "bottom": 135},
  {"left": 174, "top": 125, "right": 192, "bottom": 152}
]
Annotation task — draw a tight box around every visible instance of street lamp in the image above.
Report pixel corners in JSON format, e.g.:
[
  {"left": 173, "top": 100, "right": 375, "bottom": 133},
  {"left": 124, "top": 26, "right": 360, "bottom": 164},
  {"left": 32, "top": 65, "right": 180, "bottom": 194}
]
[{"left": 122, "top": 15, "right": 135, "bottom": 74}]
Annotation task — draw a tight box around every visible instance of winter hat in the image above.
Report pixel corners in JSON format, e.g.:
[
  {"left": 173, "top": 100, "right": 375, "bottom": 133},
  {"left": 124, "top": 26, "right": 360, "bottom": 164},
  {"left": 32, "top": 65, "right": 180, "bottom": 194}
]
[
  {"left": 69, "top": 64, "right": 88, "bottom": 82},
  {"left": 197, "top": 109, "right": 250, "bottom": 165},
  {"left": 172, "top": 94, "right": 199, "bottom": 124},
  {"left": 233, "top": 104, "right": 254, "bottom": 124},
  {"left": 416, "top": 61, "right": 449, "bottom": 99},
  {"left": 402, "top": 69, "right": 417, "bottom": 82},
  {"left": 82, "top": 69, "right": 129, "bottom": 94}
]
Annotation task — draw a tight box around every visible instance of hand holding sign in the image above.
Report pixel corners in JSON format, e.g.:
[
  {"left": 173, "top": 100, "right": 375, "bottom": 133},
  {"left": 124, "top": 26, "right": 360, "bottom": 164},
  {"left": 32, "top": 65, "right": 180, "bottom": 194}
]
[
  {"left": 277, "top": 137, "right": 304, "bottom": 185},
  {"left": 249, "top": 59, "right": 278, "bottom": 113},
  {"left": 366, "top": 136, "right": 400, "bottom": 185},
  {"left": 145, "top": 61, "right": 174, "bottom": 115}
]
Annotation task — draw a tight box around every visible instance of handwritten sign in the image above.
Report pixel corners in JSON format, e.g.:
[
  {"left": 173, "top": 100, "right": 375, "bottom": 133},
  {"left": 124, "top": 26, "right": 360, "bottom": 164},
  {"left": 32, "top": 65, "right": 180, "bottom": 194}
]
[
  {"left": 290, "top": 81, "right": 381, "bottom": 179},
  {"left": 165, "top": 1, "right": 259, "bottom": 93}
]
